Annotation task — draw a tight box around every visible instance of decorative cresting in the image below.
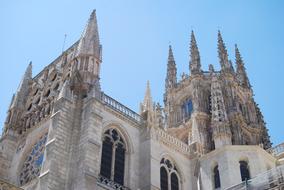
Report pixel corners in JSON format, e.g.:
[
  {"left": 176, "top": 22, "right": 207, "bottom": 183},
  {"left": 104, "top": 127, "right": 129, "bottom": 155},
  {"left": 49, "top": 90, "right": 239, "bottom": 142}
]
[
  {"left": 19, "top": 133, "right": 48, "bottom": 185},
  {"left": 99, "top": 129, "right": 127, "bottom": 189},
  {"left": 160, "top": 158, "right": 180, "bottom": 190}
]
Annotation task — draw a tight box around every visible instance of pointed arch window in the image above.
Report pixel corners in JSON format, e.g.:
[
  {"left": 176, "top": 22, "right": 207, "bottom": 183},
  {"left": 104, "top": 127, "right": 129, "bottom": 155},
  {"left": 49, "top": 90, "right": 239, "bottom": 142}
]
[
  {"left": 239, "top": 161, "right": 250, "bottom": 181},
  {"left": 181, "top": 98, "right": 193, "bottom": 121},
  {"left": 160, "top": 158, "right": 180, "bottom": 190},
  {"left": 19, "top": 133, "right": 48, "bottom": 185},
  {"left": 213, "top": 165, "right": 221, "bottom": 189},
  {"left": 100, "top": 129, "right": 126, "bottom": 186}
]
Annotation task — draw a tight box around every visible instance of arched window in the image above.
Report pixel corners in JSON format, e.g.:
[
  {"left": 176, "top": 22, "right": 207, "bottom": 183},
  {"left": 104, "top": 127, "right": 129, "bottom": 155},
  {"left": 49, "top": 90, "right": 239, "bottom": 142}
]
[
  {"left": 239, "top": 161, "right": 250, "bottom": 181},
  {"left": 181, "top": 98, "right": 193, "bottom": 121},
  {"left": 160, "top": 158, "right": 180, "bottom": 190},
  {"left": 160, "top": 166, "right": 168, "bottom": 190},
  {"left": 100, "top": 129, "right": 126, "bottom": 185},
  {"left": 19, "top": 133, "right": 48, "bottom": 185},
  {"left": 213, "top": 165, "right": 221, "bottom": 189}
]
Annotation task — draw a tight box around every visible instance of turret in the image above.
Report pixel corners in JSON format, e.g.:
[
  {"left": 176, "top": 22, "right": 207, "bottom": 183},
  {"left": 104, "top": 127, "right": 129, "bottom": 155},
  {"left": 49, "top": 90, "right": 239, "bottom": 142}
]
[
  {"left": 210, "top": 70, "right": 232, "bottom": 149},
  {"left": 4, "top": 62, "right": 32, "bottom": 133},
  {"left": 71, "top": 10, "right": 102, "bottom": 96},
  {"left": 218, "top": 31, "right": 234, "bottom": 74},
  {"left": 235, "top": 44, "right": 251, "bottom": 89},
  {"left": 189, "top": 31, "right": 202, "bottom": 75}
]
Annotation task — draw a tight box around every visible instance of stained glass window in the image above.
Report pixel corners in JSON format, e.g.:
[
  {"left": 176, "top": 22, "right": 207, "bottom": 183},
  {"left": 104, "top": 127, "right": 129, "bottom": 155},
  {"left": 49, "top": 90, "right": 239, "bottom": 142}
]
[
  {"left": 20, "top": 133, "right": 48, "bottom": 185},
  {"left": 100, "top": 129, "right": 126, "bottom": 185},
  {"left": 160, "top": 158, "right": 180, "bottom": 190}
]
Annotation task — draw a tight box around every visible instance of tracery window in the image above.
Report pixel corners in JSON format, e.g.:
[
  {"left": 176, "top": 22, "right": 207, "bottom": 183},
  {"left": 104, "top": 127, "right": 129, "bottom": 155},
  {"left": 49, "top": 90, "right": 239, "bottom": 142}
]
[
  {"left": 19, "top": 133, "right": 48, "bottom": 185},
  {"left": 239, "top": 161, "right": 250, "bottom": 181},
  {"left": 213, "top": 165, "right": 221, "bottom": 189},
  {"left": 181, "top": 98, "right": 193, "bottom": 121},
  {"left": 100, "top": 129, "right": 126, "bottom": 186},
  {"left": 160, "top": 158, "right": 180, "bottom": 190}
]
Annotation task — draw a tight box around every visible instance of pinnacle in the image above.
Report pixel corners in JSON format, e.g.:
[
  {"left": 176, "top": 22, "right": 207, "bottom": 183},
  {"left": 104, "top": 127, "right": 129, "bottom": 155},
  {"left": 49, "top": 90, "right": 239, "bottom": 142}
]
[{"left": 168, "top": 45, "right": 175, "bottom": 62}]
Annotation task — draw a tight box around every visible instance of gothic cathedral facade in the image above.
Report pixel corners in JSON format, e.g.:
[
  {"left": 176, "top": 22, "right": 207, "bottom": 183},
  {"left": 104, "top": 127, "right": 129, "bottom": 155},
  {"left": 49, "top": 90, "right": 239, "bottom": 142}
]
[{"left": 0, "top": 10, "right": 284, "bottom": 190}]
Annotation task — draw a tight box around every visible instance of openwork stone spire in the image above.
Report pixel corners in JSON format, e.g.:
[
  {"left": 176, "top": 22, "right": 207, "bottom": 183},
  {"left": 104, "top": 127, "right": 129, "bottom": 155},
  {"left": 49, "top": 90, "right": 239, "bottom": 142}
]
[
  {"left": 165, "top": 45, "right": 177, "bottom": 90},
  {"left": 235, "top": 44, "right": 251, "bottom": 88},
  {"left": 218, "top": 31, "right": 233, "bottom": 73},
  {"left": 76, "top": 9, "right": 101, "bottom": 59},
  {"left": 190, "top": 31, "right": 202, "bottom": 74},
  {"left": 211, "top": 74, "right": 232, "bottom": 148}
]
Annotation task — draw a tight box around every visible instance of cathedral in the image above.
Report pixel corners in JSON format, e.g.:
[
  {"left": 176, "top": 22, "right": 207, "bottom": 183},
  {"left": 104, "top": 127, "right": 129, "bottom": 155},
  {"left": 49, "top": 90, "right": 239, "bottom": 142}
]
[{"left": 1, "top": 10, "right": 284, "bottom": 190}]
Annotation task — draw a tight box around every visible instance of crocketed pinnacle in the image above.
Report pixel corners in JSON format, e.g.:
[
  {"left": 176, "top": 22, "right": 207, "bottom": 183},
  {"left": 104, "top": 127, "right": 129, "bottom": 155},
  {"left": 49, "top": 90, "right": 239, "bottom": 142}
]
[
  {"left": 235, "top": 44, "right": 251, "bottom": 88},
  {"left": 190, "top": 31, "right": 201, "bottom": 74},
  {"left": 218, "top": 31, "right": 233, "bottom": 73},
  {"left": 142, "top": 80, "right": 153, "bottom": 112},
  {"left": 165, "top": 45, "right": 177, "bottom": 90}
]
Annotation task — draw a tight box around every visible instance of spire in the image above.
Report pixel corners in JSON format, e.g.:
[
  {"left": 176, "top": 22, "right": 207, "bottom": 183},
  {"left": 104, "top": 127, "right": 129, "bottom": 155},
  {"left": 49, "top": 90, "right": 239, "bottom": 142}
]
[
  {"left": 76, "top": 9, "right": 101, "bottom": 59},
  {"left": 218, "top": 31, "right": 233, "bottom": 73},
  {"left": 165, "top": 45, "right": 177, "bottom": 90},
  {"left": 235, "top": 44, "right": 251, "bottom": 88},
  {"left": 190, "top": 31, "right": 202, "bottom": 74},
  {"left": 11, "top": 62, "right": 32, "bottom": 109}
]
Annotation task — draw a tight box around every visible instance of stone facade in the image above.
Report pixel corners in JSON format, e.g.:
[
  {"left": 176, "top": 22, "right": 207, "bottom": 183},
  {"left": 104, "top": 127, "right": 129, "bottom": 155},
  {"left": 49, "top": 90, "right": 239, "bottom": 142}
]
[{"left": 0, "top": 10, "right": 283, "bottom": 190}]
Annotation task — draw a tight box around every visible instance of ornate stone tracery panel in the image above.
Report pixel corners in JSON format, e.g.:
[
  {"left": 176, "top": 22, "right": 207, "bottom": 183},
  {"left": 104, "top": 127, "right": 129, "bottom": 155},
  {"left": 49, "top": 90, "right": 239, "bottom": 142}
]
[{"left": 19, "top": 133, "right": 48, "bottom": 186}]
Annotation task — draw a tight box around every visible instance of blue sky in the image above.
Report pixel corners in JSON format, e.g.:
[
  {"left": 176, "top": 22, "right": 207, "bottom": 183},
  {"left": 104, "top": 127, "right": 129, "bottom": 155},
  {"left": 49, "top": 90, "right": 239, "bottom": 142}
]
[{"left": 0, "top": 0, "right": 283, "bottom": 145}]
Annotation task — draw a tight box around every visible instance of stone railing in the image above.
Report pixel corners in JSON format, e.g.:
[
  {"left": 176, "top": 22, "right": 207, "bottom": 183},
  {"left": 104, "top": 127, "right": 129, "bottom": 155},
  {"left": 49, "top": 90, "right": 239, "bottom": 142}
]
[
  {"left": 101, "top": 93, "right": 144, "bottom": 125},
  {"left": 268, "top": 143, "right": 284, "bottom": 158},
  {"left": 0, "top": 179, "right": 23, "bottom": 190},
  {"left": 97, "top": 175, "right": 130, "bottom": 190},
  {"left": 154, "top": 128, "right": 196, "bottom": 156},
  {"left": 226, "top": 165, "right": 284, "bottom": 190}
]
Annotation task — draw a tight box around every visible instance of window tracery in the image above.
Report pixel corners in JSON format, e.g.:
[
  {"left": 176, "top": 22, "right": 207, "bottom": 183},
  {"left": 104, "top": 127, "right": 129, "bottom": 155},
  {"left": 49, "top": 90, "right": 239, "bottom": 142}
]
[
  {"left": 160, "top": 158, "right": 180, "bottom": 190},
  {"left": 19, "top": 133, "right": 48, "bottom": 185},
  {"left": 100, "top": 128, "right": 126, "bottom": 186}
]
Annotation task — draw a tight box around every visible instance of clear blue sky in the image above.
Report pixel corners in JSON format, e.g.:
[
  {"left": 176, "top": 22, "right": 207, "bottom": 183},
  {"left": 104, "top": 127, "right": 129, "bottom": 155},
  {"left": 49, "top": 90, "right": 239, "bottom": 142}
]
[{"left": 0, "top": 0, "right": 283, "bottom": 145}]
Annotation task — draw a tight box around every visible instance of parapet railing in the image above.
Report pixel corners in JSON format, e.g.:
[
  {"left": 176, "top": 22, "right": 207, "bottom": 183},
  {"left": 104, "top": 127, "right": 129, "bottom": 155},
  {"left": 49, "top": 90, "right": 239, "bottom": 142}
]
[
  {"left": 154, "top": 128, "right": 196, "bottom": 156},
  {"left": 101, "top": 93, "right": 144, "bottom": 125},
  {"left": 268, "top": 143, "right": 284, "bottom": 158},
  {"left": 0, "top": 178, "right": 23, "bottom": 190},
  {"left": 226, "top": 165, "right": 284, "bottom": 190},
  {"left": 97, "top": 175, "right": 130, "bottom": 190}
]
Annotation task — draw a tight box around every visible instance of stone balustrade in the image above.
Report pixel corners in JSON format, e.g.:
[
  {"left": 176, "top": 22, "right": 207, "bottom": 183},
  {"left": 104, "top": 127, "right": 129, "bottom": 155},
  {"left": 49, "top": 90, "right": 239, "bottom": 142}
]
[
  {"left": 154, "top": 128, "right": 196, "bottom": 156},
  {"left": 97, "top": 175, "right": 130, "bottom": 190},
  {"left": 0, "top": 179, "right": 22, "bottom": 190},
  {"left": 226, "top": 165, "right": 284, "bottom": 190},
  {"left": 101, "top": 93, "right": 144, "bottom": 124}
]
